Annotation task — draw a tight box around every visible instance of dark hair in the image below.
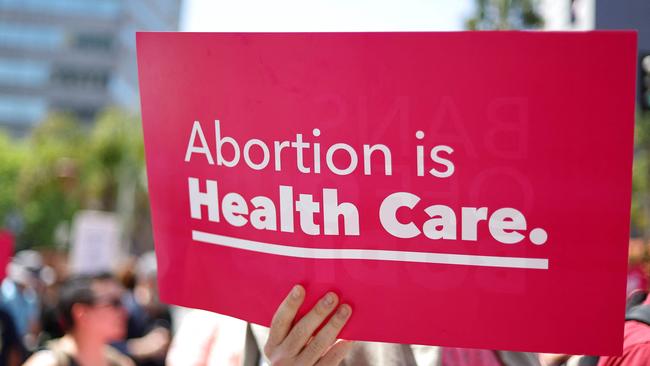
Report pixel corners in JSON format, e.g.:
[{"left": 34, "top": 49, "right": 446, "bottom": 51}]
[{"left": 57, "top": 272, "right": 116, "bottom": 332}]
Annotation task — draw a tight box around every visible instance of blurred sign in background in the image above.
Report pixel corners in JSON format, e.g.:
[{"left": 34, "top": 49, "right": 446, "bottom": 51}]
[{"left": 69, "top": 210, "right": 121, "bottom": 274}]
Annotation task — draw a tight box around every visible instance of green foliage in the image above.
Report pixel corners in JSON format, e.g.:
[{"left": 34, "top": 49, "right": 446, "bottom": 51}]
[
  {"left": 466, "top": 0, "right": 543, "bottom": 30},
  {"left": 1, "top": 109, "right": 147, "bottom": 249},
  {"left": 632, "top": 113, "right": 650, "bottom": 237},
  {"left": 13, "top": 113, "right": 86, "bottom": 248},
  {"left": 82, "top": 108, "right": 146, "bottom": 211},
  {"left": 0, "top": 132, "right": 26, "bottom": 227}
]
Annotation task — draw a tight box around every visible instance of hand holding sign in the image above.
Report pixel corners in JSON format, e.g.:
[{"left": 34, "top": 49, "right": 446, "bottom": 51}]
[{"left": 264, "top": 285, "right": 354, "bottom": 365}]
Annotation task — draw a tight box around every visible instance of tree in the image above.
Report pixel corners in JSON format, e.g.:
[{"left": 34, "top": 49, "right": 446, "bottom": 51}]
[
  {"left": 632, "top": 113, "right": 650, "bottom": 237},
  {"left": 81, "top": 108, "right": 151, "bottom": 253},
  {"left": 15, "top": 113, "right": 85, "bottom": 248},
  {"left": 3, "top": 108, "right": 151, "bottom": 251},
  {"left": 0, "top": 132, "right": 26, "bottom": 230},
  {"left": 465, "top": 0, "right": 543, "bottom": 30},
  {"left": 82, "top": 108, "right": 146, "bottom": 212}
]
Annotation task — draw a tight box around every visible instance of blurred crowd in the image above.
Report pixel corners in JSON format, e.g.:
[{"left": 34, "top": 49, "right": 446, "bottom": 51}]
[
  {"left": 0, "top": 238, "right": 647, "bottom": 366},
  {"left": 0, "top": 250, "right": 172, "bottom": 366}
]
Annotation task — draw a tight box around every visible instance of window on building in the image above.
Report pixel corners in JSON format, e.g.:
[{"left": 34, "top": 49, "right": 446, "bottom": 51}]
[
  {"left": 108, "top": 74, "right": 138, "bottom": 108},
  {"left": 127, "top": 1, "right": 168, "bottom": 30},
  {"left": 0, "top": 58, "right": 50, "bottom": 87},
  {"left": 0, "top": 0, "right": 121, "bottom": 19},
  {"left": 51, "top": 103, "right": 99, "bottom": 122},
  {"left": 0, "top": 23, "right": 65, "bottom": 50},
  {"left": 50, "top": 66, "right": 110, "bottom": 90},
  {"left": 74, "top": 33, "right": 114, "bottom": 52},
  {"left": 0, "top": 95, "right": 46, "bottom": 125}
]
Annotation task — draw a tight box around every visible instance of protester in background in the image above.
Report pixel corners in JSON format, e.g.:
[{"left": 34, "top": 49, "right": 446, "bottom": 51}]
[
  {"left": 23, "top": 273, "right": 134, "bottom": 366},
  {"left": 1, "top": 250, "right": 43, "bottom": 350},
  {"left": 596, "top": 290, "right": 650, "bottom": 366},
  {"left": 38, "top": 281, "right": 66, "bottom": 347},
  {"left": 0, "top": 306, "right": 25, "bottom": 366},
  {"left": 626, "top": 238, "right": 648, "bottom": 296},
  {"left": 113, "top": 252, "right": 171, "bottom": 366}
]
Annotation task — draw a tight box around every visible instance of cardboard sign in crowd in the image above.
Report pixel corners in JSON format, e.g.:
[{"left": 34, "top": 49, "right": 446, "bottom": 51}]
[{"left": 137, "top": 32, "right": 637, "bottom": 355}]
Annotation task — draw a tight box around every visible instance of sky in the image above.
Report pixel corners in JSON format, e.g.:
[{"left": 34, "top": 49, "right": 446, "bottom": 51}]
[{"left": 180, "top": 0, "right": 475, "bottom": 32}]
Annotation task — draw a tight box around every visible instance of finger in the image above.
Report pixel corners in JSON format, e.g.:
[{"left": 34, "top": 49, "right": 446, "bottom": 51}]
[
  {"left": 297, "top": 304, "right": 352, "bottom": 365},
  {"left": 315, "top": 340, "right": 355, "bottom": 366},
  {"left": 266, "top": 285, "right": 305, "bottom": 352},
  {"left": 279, "top": 292, "right": 339, "bottom": 356}
]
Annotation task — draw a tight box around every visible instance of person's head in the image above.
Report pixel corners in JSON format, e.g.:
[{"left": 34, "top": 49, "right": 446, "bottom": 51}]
[
  {"left": 7, "top": 249, "right": 44, "bottom": 290},
  {"left": 57, "top": 273, "right": 126, "bottom": 342},
  {"left": 134, "top": 251, "right": 160, "bottom": 308}
]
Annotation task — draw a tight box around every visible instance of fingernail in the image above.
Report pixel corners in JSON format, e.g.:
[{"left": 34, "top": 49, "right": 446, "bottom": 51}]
[
  {"left": 323, "top": 292, "right": 335, "bottom": 306},
  {"left": 337, "top": 304, "right": 350, "bottom": 318},
  {"left": 292, "top": 285, "right": 303, "bottom": 299}
]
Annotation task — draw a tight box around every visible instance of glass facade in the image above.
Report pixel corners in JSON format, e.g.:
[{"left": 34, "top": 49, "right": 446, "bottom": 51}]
[
  {"left": 73, "top": 33, "right": 114, "bottom": 53},
  {"left": 119, "top": 26, "right": 137, "bottom": 52},
  {"left": 0, "top": 59, "right": 50, "bottom": 87},
  {"left": 127, "top": 1, "right": 168, "bottom": 30},
  {"left": 0, "top": 96, "right": 46, "bottom": 125},
  {"left": 108, "top": 74, "right": 138, "bottom": 109},
  {"left": 50, "top": 66, "right": 110, "bottom": 90},
  {"left": 0, "top": 0, "right": 120, "bottom": 19},
  {"left": 0, "top": 23, "right": 65, "bottom": 50},
  {"left": 0, "top": 0, "right": 181, "bottom": 132}
]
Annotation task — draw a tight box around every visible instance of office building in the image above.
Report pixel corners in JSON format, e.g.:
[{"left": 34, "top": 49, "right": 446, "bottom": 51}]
[{"left": 0, "top": 0, "right": 182, "bottom": 135}]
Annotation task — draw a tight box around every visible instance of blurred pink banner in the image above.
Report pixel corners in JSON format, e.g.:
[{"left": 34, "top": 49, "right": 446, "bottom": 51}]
[{"left": 0, "top": 230, "right": 14, "bottom": 281}]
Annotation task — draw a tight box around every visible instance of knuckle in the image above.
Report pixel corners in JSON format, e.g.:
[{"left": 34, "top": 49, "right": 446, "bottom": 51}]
[
  {"left": 328, "top": 315, "right": 345, "bottom": 329},
  {"left": 307, "top": 337, "right": 327, "bottom": 355},
  {"left": 274, "top": 301, "right": 295, "bottom": 319},
  {"left": 314, "top": 303, "right": 330, "bottom": 317},
  {"left": 290, "top": 325, "right": 308, "bottom": 343},
  {"left": 270, "top": 315, "right": 289, "bottom": 331},
  {"left": 330, "top": 317, "right": 345, "bottom": 333}
]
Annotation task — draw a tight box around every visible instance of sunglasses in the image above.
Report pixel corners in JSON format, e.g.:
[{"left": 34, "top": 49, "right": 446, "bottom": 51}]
[{"left": 91, "top": 296, "right": 124, "bottom": 309}]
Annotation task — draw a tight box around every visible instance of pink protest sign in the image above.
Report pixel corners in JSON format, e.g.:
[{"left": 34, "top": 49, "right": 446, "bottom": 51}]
[
  {"left": 136, "top": 32, "right": 636, "bottom": 355},
  {"left": 0, "top": 230, "right": 14, "bottom": 281}
]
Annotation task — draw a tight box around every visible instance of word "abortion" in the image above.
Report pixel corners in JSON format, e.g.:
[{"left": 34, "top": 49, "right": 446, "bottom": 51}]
[{"left": 185, "top": 120, "right": 455, "bottom": 177}]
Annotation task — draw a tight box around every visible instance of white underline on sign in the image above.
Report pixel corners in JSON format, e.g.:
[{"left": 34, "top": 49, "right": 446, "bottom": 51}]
[{"left": 191, "top": 230, "right": 549, "bottom": 270}]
